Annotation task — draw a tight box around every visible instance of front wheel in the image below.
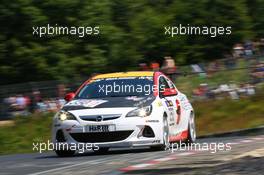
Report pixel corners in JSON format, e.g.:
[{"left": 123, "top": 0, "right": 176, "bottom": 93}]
[
  {"left": 186, "top": 112, "right": 196, "bottom": 143},
  {"left": 150, "top": 116, "right": 169, "bottom": 151}
]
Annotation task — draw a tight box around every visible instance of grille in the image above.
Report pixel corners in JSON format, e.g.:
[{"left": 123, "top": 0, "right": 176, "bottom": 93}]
[
  {"left": 70, "top": 131, "right": 133, "bottom": 143},
  {"left": 79, "top": 114, "right": 121, "bottom": 122}
]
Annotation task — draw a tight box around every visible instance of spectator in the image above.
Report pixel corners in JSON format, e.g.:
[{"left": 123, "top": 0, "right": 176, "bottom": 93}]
[
  {"left": 16, "top": 95, "right": 26, "bottom": 110},
  {"left": 161, "top": 56, "right": 177, "bottom": 74},
  {"left": 191, "top": 64, "right": 206, "bottom": 78},
  {"left": 58, "top": 84, "right": 66, "bottom": 98},
  {"left": 192, "top": 84, "right": 208, "bottom": 100},
  {"left": 233, "top": 43, "right": 244, "bottom": 58},
  {"left": 245, "top": 83, "right": 255, "bottom": 96},
  {"left": 150, "top": 61, "right": 160, "bottom": 71},
  {"left": 139, "top": 63, "right": 150, "bottom": 71},
  {"left": 29, "top": 90, "right": 42, "bottom": 113},
  {"left": 244, "top": 40, "right": 254, "bottom": 57},
  {"left": 228, "top": 82, "right": 239, "bottom": 100},
  {"left": 250, "top": 62, "right": 264, "bottom": 83}
]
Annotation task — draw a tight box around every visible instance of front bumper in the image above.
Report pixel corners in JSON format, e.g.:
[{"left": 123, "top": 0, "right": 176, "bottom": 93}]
[{"left": 52, "top": 118, "right": 162, "bottom": 149}]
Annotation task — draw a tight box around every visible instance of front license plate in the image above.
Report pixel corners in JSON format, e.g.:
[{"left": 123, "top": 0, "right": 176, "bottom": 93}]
[{"left": 86, "top": 125, "right": 115, "bottom": 132}]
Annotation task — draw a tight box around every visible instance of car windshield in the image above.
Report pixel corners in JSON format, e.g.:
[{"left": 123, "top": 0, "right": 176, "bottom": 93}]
[{"left": 76, "top": 77, "right": 154, "bottom": 99}]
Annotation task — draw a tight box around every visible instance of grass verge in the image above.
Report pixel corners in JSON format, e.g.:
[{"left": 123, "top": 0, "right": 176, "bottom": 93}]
[
  {"left": 195, "top": 94, "right": 264, "bottom": 136},
  {"left": 0, "top": 113, "right": 53, "bottom": 155}
]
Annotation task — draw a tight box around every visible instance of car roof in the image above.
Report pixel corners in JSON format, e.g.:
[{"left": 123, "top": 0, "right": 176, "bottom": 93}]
[{"left": 92, "top": 71, "right": 155, "bottom": 80}]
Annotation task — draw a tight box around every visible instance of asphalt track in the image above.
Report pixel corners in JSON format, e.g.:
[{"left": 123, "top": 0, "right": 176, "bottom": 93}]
[{"left": 0, "top": 134, "right": 263, "bottom": 175}]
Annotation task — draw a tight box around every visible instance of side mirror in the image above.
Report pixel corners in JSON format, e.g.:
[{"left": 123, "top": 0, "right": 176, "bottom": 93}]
[
  {"left": 64, "top": 92, "right": 75, "bottom": 102},
  {"left": 161, "top": 88, "right": 177, "bottom": 97}
]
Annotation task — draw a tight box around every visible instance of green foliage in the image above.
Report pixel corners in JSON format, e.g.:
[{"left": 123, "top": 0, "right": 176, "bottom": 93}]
[
  {"left": 194, "top": 93, "right": 264, "bottom": 135},
  {"left": 246, "top": 0, "right": 264, "bottom": 37},
  {"left": 0, "top": 0, "right": 262, "bottom": 84},
  {"left": 0, "top": 113, "right": 53, "bottom": 155}
]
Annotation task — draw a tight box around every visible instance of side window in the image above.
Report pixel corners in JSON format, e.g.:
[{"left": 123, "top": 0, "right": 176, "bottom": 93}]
[
  {"left": 166, "top": 78, "right": 178, "bottom": 95},
  {"left": 159, "top": 76, "right": 170, "bottom": 95},
  {"left": 166, "top": 78, "right": 176, "bottom": 89}
]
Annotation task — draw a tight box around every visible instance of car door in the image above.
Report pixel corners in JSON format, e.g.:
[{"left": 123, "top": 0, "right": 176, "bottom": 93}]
[
  {"left": 158, "top": 75, "right": 177, "bottom": 135},
  {"left": 166, "top": 78, "right": 182, "bottom": 135},
  {"left": 164, "top": 77, "right": 185, "bottom": 135}
]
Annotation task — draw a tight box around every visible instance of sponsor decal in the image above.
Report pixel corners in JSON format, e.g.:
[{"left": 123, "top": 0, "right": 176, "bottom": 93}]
[
  {"left": 165, "top": 100, "right": 174, "bottom": 107},
  {"left": 125, "top": 96, "right": 144, "bottom": 101},
  {"left": 156, "top": 100, "right": 162, "bottom": 107},
  {"left": 178, "top": 94, "right": 192, "bottom": 110},
  {"left": 101, "top": 76, "right": 152, "bottom": 81},
  {"left": 152, "top": 140, "right": 161, "bottom": 143},
  {"left": 168, "top": 107, "right": 174, "bottom": 111},
  {"left": 65, "top": 99, "right": 108, "bottom": 108},
  {"left": 134, "top": 96, "right": 155, "bottom": 107},
  {"left": 146, "top": 120, "right": 159, "bottom": 123}
]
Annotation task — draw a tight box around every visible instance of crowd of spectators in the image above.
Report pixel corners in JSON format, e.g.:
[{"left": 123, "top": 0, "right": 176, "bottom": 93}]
[
  {"left": 190, "top": 58, "right": 263, "bottom": 100},
  {"left": 1, "top": 90, "right": 66, "bottom": 118},
  {"left": 190, "top": 39, "right": 264, "bottom": 100},
  {"left": 192, "top": 82, "right": 256, "bottom": 101},
  {"left": 233, "top": 39, "right": 264, "bottom": 58}
]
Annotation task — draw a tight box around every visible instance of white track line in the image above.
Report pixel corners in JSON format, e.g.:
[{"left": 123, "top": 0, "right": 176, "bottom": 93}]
[
  {"left": 154, "top": 157, "right": 174, "bottom": 162},
  {"left": 28, "top": 158, "right": 112, "bottom": 175},
  {"left": 239, "top": 139, "right": 253, "bottom": 143}
]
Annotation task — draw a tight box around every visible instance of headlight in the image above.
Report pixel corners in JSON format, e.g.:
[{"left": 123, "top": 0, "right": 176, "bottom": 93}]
[
  {"left": 126, "top": 105, "right": 152, "bottom": 117},
  {"left": 57, "top": 111, "right": 76, "bottom": 121}
]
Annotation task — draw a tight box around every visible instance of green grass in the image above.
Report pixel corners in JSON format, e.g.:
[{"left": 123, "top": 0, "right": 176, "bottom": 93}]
[
  {"left": 0, "top": 113, "right": 53, "bottom": 155},
  {"left": 0, "top": 94, "right": 263, "bottom": 155},
  {"left": 194, "top": 94, "right": 264, "bottom": 136}
]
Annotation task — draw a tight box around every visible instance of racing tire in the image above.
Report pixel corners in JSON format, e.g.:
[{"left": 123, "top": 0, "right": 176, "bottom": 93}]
[
  {"left": 186, "top": 112, "right": 196, "bottom": 144},
  {"left": 150, "top": 116, "right": 169, "bottom": 151},
  {"left": 55, "top": 150, "right": 75, "bottom": 157},
  {"left": 93, "top": 147, "right": 109, "bottom": 154}
]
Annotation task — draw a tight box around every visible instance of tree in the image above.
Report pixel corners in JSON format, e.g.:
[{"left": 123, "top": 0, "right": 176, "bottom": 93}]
[{"left": 0, "top": 0, "right": 261, "bottom": 85}]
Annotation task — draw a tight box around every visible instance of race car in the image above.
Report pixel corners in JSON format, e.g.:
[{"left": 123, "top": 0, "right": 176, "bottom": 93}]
[{"left": 52, "top": 71, "right": 196, "bottom": 156}]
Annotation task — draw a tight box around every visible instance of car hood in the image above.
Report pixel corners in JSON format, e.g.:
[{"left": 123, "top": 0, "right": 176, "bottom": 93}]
[{"left": 61, "top": 95, "right": 155, "bottom": 111}]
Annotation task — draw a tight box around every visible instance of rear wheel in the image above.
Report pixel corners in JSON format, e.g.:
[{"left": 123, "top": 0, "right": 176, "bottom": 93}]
[
  {"left": 55, "top": 150, "right": 75, "bottom": 157},
  {"left": 151, "top": 116, "right": 169, "bottom": 151}
]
